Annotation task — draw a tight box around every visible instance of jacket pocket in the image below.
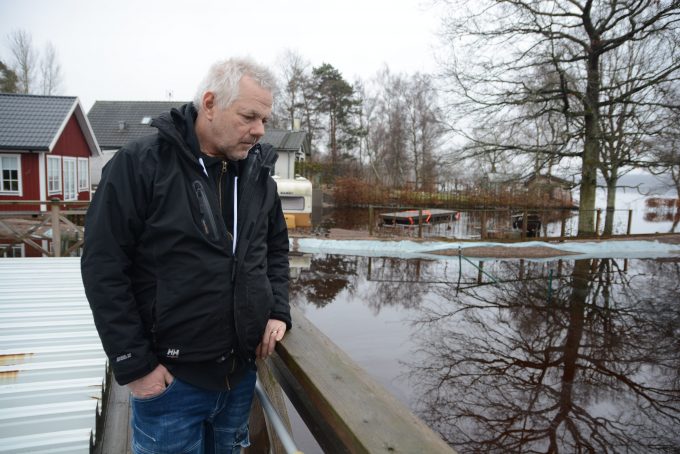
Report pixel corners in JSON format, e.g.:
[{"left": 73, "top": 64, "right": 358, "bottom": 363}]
[{"left": 193, "top": 180, "right": 219, "bottom": 242}]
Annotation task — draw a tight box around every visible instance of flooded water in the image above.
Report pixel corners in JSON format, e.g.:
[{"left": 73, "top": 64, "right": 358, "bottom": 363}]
[
  {"left": 288, "top": 253, "right": 680, "bottom": 453},
  {"left": 315, "top": 176, "right": 679, "bottom": 238}
]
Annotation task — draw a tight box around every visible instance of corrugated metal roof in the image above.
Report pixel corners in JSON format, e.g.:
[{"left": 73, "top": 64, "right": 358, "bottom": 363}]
[
  {"left": 0, "top": 94, "right": 78, "bottom": 151},
  {"left": 0, "top": 257, "right": 106, "bottom": 454}
]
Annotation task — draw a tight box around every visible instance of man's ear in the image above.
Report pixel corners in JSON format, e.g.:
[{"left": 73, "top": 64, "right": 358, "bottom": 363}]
[{"left": 202, "top": 92, "right": 216, "bottom": 120}]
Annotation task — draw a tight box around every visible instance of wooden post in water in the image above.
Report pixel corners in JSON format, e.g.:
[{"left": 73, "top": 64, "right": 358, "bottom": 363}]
[
  {"left": 596, "top": 209, "right": 602, "bottom": 237},
  {"left": 418, "top": 209, "right": 423, "bottom": 238},
  {"left": 50, "top": 200, "right": 61, "bottom": 257},
  {"left": 369, "top": 205, "right": 374, "bottom": 236},
  {"left": 627, "top": 209, "right": 633, "bottom": 235},
  {"left": 480, "top": 209, "right": 487, "bottom": 240}
]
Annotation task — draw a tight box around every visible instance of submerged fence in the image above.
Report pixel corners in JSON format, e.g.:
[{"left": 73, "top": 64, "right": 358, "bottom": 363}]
[{"left": 367, "top": 205, "right": 636, "bottom": 241}]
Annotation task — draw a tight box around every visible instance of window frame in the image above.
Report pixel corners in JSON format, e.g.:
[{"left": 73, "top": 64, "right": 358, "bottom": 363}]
[
  {"left": 47, "top": 155, "right": 62, "bottom": 195},
  {"left": 63, "top": 157, "right": 77, "bottom": 201},
  {"left": 0, "top": 154, "right": 23, "bottom": 196},
  {"left": 2, "top": 243, "right": 25, "bottom": 258},
  {"left": 77, "top": 157, "right": 89, "bottom": 191}
]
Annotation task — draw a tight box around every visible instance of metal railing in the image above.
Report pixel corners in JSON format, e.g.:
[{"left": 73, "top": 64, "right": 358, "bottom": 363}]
[{"left": 254, "top": 380, "right": 302, "bottom": 454}]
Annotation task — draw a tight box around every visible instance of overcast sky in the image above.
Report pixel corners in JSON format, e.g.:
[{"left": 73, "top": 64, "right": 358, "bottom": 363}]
[{"left": 0, "top": 0, "right": 445, "bottom": 111}]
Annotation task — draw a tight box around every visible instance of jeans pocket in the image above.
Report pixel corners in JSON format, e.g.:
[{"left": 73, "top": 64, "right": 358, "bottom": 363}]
[
  {"left": 131, "top": 379, "right": 202, "bottom": 454},
  {"left": 131, "top": 378, "right": 177, "bottom": 403}
]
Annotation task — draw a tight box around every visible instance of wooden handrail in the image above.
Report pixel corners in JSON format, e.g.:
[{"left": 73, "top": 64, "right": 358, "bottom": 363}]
[{"left": 267, "top": 306, "right": 456, "bottom": 453}]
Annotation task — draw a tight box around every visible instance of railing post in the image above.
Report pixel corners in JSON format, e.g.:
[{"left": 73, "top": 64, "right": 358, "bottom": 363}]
[
  {"left": 521, "top": 207, "right": 528, "bottom": 240},
  {"left": 596, "top": 208, "right": 602, "bottom": 237},
  {"left": 418, "top": 209, "right": 423, "bottom": 238},
  {"left": 560, "top": 210, "right": 567, "bottom": 240},
  {"left": 627, "top": 209, "right": 633, "bottom": 235},
  {"left": 50, "top": 200, "right": 61, "bottom": 257},
  {"left": 369, "top": 205, "right": 374, "bottom": 236}
]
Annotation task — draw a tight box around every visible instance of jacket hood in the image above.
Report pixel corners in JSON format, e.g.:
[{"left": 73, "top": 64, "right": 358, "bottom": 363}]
[{"left": 151, "top": 103, "right": 201, "bottom": 163}]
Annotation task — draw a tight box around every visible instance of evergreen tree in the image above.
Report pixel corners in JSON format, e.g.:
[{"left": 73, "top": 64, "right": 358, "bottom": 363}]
[
  {"left": 0, "top": 60, "right": 19, "bottom": 93},
  {"left": 311, "top": 63, "right": 363, "bottom": 167}
]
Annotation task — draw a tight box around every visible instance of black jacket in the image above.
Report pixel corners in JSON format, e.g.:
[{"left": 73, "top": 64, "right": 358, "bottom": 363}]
[{"left": 81, "top": 104, "right": 290, "bottom": 385}]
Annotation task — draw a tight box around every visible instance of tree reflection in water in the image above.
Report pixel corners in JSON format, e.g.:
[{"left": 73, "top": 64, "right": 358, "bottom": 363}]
[
  {"left": 289, "top": 254, "right": 359, "bottom": 307},
  {"left": 408, "top": 257, "right": 680, "bottom": 453}
]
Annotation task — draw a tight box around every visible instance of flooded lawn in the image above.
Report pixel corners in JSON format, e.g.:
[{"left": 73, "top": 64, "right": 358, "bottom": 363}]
[
  {"left": 315, "top": 182, "right": 679, "bottom": 238},
  {"left": 289, "top": 253, "right": 680, "bottom": 453}
]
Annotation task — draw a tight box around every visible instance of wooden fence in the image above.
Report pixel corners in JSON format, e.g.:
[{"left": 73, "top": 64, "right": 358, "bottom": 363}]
[{"left": 0, "top": 200, "right": 88, "bottom": 257}]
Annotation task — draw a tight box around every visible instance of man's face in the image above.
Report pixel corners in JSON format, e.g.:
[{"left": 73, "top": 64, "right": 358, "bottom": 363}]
[{"left": 203, "top": 76, "right": 273, "bottom": 161}]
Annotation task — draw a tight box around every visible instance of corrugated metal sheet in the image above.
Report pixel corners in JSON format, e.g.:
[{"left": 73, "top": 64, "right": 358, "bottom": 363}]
[{"left": 0, "top": 257, "right": 106, "bottom": 454}]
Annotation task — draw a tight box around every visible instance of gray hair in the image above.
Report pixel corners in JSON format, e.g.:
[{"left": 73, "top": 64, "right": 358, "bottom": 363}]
[{"left": 193, "top": 57, "right": 276, "bottom": 111}]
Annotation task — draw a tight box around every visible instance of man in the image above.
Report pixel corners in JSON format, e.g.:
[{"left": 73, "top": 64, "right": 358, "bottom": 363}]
[{"left": 81, "top": 58, "right": 291, "bottom": 454}]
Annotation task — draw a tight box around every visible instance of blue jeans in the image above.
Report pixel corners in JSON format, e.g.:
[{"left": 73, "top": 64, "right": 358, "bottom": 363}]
[{"left": 130, "top": 370, "right": 256, "bottom": 454}]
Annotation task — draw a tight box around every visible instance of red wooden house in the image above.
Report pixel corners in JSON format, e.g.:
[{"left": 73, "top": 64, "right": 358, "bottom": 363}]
[{"left": 0, "top": 94, "right": 100, "bottom": 210}]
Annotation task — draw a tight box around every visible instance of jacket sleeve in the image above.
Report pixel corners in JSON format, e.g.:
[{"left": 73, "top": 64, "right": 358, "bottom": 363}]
[
  {"left": 81, "top": 147, "right": 159, "bottom": 385},
  {"left": 266, "top": 188, "right": 292, "bottom": 329}
]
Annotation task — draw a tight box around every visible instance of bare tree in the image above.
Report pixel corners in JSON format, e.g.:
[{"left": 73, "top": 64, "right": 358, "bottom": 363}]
[
  {"left": 8, "top": 29, "right": 36, "bottom": 94},
  {"left": 364, "top": 67, "right": 446, "bottom": 188},
  {"left": 275, "top": 50, "right": 310, "bottom": 130},
  {"left": 405, "top": 73, "right": 445, "bottom": 191},
  {"left": 439, "top": 0, "right": 680, "bottom": 236},
  {"left": 39, "top": 42, "right": 62, "bottom": 95},
  {"left": 6, "top": 29, "right": 64, "bottom": 95}
]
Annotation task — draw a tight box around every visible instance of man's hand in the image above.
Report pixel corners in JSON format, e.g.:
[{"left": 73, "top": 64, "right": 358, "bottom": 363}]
[
  {"left": 256, "top": 319, "right": 287, "bottom": 359},
  {"left": 127, "top": 364, "right": 174, "bottom": 398}
]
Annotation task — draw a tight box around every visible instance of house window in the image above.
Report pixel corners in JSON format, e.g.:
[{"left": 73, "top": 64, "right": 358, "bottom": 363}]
[
  {"left": 2, "top": 243, "right": 24, "bottom": 258},
  {"left": 0, "top": 155, "right": 22, "bottom": 195},
  {"left": 47, "top": 155, "right": 62, "bottom": 195},
  {"left": 63, "top": 157, "right": 77, "bottom": 200},
  {"left": 78, "top": 158, "right": 89, "bottom": 190}
]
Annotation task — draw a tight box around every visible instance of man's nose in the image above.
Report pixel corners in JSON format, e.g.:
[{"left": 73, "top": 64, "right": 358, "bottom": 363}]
[{"left": 251, "top": 120, "right": 265, "bottom": 138}]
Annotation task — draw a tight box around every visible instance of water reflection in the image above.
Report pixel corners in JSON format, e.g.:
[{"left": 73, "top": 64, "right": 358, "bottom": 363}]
[
  {"left": 289, "top": 254, "right": 358, "bottom": 307},
  {"left": 291, "top": 254, "right": 680, "bottom": 453},
  {"left": 408, "top": 258, "right": 680, "bottom": 453}
]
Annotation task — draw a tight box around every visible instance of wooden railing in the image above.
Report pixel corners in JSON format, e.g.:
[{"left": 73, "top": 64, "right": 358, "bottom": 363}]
[
  {"left": 0, "top": 200, "right": 88, "bottom": 257},
  {"left": 259, "top": 306, "right": 455, "bottom": 453}
]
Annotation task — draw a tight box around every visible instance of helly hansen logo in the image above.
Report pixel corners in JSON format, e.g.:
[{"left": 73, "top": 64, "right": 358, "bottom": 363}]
[
  {"left": 166, "top": 348, "right": 180, "bottom": 358},
  {"left": 116, "top": 353, "right": 132, "bottom": 362}
]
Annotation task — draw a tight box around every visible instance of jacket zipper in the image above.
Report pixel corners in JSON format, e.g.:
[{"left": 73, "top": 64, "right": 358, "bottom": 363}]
[
  {"left": 193, "top": 180, "right": 220, "bottom": 242},
  {"left": 218, "top": 160, "right": 227, "bottom": 212}
]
